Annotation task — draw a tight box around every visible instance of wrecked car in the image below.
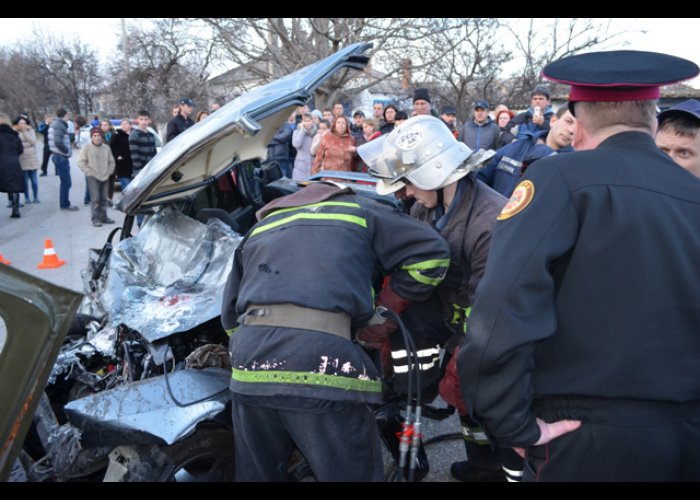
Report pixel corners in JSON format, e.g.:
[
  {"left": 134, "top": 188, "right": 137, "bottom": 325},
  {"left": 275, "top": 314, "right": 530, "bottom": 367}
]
[{"left": 5, "top": 42, "right": 390, "bottom": 482}]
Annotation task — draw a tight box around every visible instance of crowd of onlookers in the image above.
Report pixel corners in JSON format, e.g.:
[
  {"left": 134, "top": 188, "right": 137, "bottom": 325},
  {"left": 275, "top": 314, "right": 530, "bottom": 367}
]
[
  {"left": 264, "top": 86, "right": 562, "bottom": 187},
  {"left": 0, "top": 98, "right": 220, "bottom": 225},
  {"left": 4, "top": 83, "right": 700, "bottom": 224}
]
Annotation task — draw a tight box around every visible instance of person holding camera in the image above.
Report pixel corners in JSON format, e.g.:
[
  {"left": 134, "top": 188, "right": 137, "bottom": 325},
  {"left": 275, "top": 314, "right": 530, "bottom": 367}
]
[{"left": 510, "top": 85, "right": 554, "bottom": 140}]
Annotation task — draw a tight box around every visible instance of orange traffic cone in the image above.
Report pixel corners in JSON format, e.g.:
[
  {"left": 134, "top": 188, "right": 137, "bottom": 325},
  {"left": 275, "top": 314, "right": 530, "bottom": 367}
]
[
  {"left": 37, "top": 239, "right": 66, "bottom": 269},
  {"left": 0, "top": 253, "right": 10, "bottom": 265}
]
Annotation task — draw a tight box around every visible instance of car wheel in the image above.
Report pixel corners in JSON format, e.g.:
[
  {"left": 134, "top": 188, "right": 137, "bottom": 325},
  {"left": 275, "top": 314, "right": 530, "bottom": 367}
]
[{"left": 108, "top": 426, "right": 235, "bottom": 482}]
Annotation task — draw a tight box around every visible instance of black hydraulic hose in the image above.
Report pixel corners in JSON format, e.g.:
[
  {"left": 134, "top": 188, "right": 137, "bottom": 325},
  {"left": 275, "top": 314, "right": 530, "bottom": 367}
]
[
  {"left": 162, "top": 351, "right": 229, "bottom": 408},
  {"left": 379, "top": 307, "right": 423, "bottom": 482}
]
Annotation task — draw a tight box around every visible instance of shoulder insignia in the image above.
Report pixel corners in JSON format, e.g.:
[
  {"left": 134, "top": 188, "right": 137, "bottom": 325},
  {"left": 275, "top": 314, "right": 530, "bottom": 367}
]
[{"left": 497, "top": 180, "right": 535, "bottom": 220}]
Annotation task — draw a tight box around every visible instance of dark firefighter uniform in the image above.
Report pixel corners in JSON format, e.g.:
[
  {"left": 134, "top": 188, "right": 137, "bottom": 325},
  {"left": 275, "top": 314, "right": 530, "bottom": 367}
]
[
  {"left": 400, "top": 173, "right": 525, "bottom": 482},
  {"left": 458, "top": 50, "right": 700, "bottom": 481},
  {"left": 221, "top": 181, "right": 450, "bottom": 481}
]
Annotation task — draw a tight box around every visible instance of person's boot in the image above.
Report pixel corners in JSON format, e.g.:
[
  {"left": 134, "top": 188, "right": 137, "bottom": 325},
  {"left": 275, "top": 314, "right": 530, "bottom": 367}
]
[
  {"left": 10, "top": 194, "right": 20, "bottom": 218},
  {"left": 450, "top": 416, "right": 504, "bottom": 482}
]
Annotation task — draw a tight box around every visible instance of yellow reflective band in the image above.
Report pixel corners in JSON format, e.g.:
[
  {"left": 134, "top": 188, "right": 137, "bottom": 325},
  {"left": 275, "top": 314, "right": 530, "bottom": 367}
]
[
  {"left": 400, "top": 258, "right": 450, "bottom": 286},
  {"left": 462, "top": 426, "right": 490, "bottom": 444},
  {"left": 231, "top": 367, "right": 382, "bottom": 393},
  {"left": 250, "top": 212, "right": 367, "bottom": 237},
  {"left": 263, "top": 201, "right": 362, "bottom": 219},
  {"left": 225, "top": 326, "right": 237, "bottom": 337},
  {"left": 451, "top": 304, "right": 461, "bottom": 325},
  {"left": 464, "top": 306, "right": 472, "bottom": 334}
]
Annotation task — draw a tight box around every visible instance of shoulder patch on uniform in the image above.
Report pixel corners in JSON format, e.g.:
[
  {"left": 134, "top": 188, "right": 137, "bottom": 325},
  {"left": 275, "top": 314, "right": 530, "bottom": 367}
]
[{"left": 497, "top": 180, "right": 535, "bottom": 220}]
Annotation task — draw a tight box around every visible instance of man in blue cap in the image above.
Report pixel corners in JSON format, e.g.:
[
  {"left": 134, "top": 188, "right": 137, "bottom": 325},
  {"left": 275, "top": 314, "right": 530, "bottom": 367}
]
[
  {"left": 656, "top": 99, "right": 700, "bottom": 178},
  {"left": 458, "top": 50, "right": 700, "bottom": 481},
  {"left": 460, "top": 100, "right": 500, "bottom": 151},
  {"left": 166, "top": 97, "right": 195, "bottom": 143}
]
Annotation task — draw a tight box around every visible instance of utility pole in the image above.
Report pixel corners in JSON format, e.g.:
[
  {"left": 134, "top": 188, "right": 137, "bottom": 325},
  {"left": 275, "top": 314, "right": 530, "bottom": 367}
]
[{"left": 121, "top": 18, "right": 129, "bottom": 74}]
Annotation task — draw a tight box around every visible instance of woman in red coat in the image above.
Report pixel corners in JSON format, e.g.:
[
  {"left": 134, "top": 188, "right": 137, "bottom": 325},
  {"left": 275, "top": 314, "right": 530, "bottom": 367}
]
[{"left": 311, "top": 115, "right": 356, "bottom": 174}]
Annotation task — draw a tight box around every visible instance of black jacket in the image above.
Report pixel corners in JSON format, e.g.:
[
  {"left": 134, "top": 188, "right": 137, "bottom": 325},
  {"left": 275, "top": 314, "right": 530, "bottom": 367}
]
[
  {"left": 221, "top": 182, "right": 450, "bottom": 404},
  {"left": 459, "top": 131, "right": 700, "bottom": 447},
  {"left": 165, "top": 113, "right": 194, "bottom": 143},
  {"left": 109, "top": 129, "right": 133, "bottom": 178},
  {"left": 0, "top": 124, "right": 25, "bottom": 193}
]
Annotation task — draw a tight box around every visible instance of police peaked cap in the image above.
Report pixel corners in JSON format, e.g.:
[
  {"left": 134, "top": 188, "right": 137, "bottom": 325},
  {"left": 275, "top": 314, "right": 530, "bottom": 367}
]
[{"left": 542, "top": 50, "right": 699, "bottom": 109}]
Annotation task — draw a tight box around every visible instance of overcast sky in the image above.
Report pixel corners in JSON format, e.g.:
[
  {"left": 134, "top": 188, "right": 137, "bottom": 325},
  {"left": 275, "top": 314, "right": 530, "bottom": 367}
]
[{"left": 2, "top": 18, "right": 699, "bottom": 86}]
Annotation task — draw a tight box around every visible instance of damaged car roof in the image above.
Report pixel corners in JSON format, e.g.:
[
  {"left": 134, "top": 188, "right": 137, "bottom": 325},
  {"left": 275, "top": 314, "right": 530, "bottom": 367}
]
[{"left": 119, "top": 42, "right": 372, "bottom": 214}]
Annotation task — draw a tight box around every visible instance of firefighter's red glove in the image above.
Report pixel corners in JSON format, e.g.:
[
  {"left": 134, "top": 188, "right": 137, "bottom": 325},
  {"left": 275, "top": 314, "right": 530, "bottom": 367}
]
[
  {"left": 438, "top": 345, "right": 468, "bottom": 415},
  {"left": 356, "top": 316, "right": 398, "bottom": 350},
  {"left": 355, "top": 286, "right": 411, "bottom": 350}
]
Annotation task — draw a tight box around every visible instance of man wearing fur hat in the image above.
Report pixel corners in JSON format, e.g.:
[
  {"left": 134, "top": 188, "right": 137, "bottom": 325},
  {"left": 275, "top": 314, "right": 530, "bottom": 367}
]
[
  {"left": 78, "top": 127, "right": 116, "bottom": 227},
  {"left": 412, "top": 88, "right": 433, "bottom": 116}
]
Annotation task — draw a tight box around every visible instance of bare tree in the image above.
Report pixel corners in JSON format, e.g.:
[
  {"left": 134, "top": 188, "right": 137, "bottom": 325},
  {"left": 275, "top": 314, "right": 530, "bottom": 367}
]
[
  {"left": 200, "top": 18, "right": 463, "bottom": 109},
  {"left": 504, "top": 18, "right": 629, "bottom": 106},
  {"left": 106, "top": 18, "right": 221, "bottom": 122},
  {"left": 412, "top": 18, "right": 512, "bottom": 118},
  {"left": 25, "top": 31, "right": 103, "bottom": 117},
  {"left": 0, "top": 47, "right": 55, "bottom": 122}
]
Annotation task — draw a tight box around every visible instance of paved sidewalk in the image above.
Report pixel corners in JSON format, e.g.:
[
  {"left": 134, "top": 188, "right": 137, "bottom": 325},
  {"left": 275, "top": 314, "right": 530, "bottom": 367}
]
[{"left": 0, "top": 148, "right": 126, "bottom": 293}]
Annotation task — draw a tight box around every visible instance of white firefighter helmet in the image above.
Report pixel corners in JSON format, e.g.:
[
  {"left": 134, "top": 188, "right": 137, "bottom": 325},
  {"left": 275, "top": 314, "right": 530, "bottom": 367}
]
[{"left": 359, "top": 115, "right": 491, "bottom": 195}]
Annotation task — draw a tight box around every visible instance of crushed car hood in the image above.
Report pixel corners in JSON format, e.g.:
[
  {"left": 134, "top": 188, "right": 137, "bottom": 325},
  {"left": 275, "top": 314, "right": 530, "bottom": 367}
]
[{"left": 119, "top": 42, "right": 372, "bottom": 214}]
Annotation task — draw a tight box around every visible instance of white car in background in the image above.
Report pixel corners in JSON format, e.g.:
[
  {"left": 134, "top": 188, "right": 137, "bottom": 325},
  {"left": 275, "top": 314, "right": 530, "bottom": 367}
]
[{"left": 77, "top": 121, "right": 162, "bottom": 152}]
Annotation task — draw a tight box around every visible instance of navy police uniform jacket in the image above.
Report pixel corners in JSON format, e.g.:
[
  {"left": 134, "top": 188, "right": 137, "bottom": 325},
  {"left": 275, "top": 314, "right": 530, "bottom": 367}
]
[
  {"left": 221, "top": 182, "right": 450, "bottom": 404},
  {"left": 476, "top": 130, "right": 571, "bottom": 198},
  {"left": 458, "top": 131, "right": 700, "bottom": 447}
]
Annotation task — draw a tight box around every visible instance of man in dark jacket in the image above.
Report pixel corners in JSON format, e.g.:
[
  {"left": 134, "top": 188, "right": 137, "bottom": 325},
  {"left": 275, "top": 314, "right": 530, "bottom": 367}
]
[
  {"left": 477, "top": 106, "right": 576, "bottom": 197},
  {"left": 221, "top": 180, "right": 450, "bottom": 481},
  {"left": 266, "top": 121, "right": 294, "bottom": 178},
  {"left": 48, "top": 108, "right": 78, "bottom": 211},
  {"left": 459, "top": 50, "right": 700, "bottom": 481},
  {"left": 165, "top": 97, "right": 195, "bottom": 143},
  {"left": 360, "top": 115, "right": 522, "bottom": 482},
  {"left": 110, "top": 119, "right": 133, "bottom": 191},
  {"left": 460, "top": 100, "right": 500, "bottom": 151}
]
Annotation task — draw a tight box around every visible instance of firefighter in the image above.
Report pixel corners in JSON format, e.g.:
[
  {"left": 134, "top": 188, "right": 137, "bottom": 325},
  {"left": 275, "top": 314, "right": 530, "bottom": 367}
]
[
  {"left": 458, "top": 50, "right": 700, "bottom": 481},
  {"left": 359, "top": 115, "right": 523, "bottom": 482},
  {"left": 221, "top": 179, "right": 450, "bottom": 481}
]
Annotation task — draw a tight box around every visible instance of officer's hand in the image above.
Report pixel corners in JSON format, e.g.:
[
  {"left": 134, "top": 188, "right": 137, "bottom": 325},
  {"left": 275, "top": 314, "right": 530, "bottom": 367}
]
[
  {"left": 513, "top": 418, "right": 581, "bottom": 458},
  {"left": 355, "top": 317, "right": 398, "bottom": 350}
]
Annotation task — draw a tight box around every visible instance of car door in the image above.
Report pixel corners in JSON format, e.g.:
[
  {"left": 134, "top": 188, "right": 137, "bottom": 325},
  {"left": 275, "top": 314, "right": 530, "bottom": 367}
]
[{"left": 0, "top": 265, "right": 82, "bottom": 481}]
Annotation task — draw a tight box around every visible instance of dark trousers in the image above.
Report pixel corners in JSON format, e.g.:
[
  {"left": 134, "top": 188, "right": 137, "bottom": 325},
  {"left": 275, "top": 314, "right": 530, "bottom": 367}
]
[
  {"left": 52, "top": 155, "right": 71, "bottom": 208},
  {"left": 525, "top": 399, "right": 700, "bottom": 481},
  {"left": 232, "top": 397, "right": 384, "bottom": 482},
  {"left": 40, "top": 145, "right": 50, "bottom": 174}
]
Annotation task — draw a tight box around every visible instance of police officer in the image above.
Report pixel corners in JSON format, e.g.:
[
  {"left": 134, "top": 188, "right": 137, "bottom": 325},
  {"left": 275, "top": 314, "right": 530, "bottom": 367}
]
[
  {"left": 458, "top": 50, "right": 700, "bottom": 481},
  {"left": 359, "top": 115, "right": 523, "bottom": 482},
  {"left": 221, "top": 180, "right": 450, "bottom": 481}
]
